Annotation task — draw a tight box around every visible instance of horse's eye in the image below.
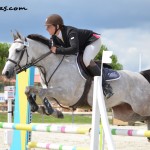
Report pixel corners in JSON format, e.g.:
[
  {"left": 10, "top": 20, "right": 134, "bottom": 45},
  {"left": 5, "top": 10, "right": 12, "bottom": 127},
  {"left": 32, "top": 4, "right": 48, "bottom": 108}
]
[{"left": 16, "top": 49, "right": 20, "bottom": 53}]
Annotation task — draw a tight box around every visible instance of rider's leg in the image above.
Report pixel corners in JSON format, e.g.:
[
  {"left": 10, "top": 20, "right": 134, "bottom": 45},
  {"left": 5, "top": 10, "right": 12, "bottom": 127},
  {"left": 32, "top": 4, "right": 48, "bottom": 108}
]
[
  {"left": 83, "top": 38, "right": 101, "bottom": 67},
  {"left": 102, "top": 74, "right": 114, "bottom": 99},
  {"left": 86, "top": 60, "right": 101, "bottom": 76},
  {"left": 87, "top": 60, "right": 113, "bottom": 99},
  {"left": 83, "top": 38, "right": 113, "bottom": 99}
]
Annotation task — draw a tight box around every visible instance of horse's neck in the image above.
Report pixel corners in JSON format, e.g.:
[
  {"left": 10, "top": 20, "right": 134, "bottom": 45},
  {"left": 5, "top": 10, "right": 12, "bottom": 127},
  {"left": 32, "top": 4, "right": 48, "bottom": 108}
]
[
  {"left": 38, "top": 54, "right": 63, "bottom": 80},
  {"left": 27, "top": 39, "right": 80, "bottom": 87},
  {"left": 39, "top": 55, "right": 78, "bottom": 88},
  {"left": 28, "top": 39, "right": 67, "bottom": 86},
  {"left": 27, "top": 38, "right": 49, "bottom": 58}
]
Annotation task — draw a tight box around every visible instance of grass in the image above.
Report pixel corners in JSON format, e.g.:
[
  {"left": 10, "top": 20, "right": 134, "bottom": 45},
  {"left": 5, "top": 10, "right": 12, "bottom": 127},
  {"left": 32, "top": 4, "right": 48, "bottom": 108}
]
[
  {"left": 0, "top": 112, "right": 113, "bottom": 124},
  {"left": 0, "top": 113, "right": 7, "bottom": 122},
  {"left": 32, "top": 113, "right": 92, "bottom": 124},
  {"left": 0, "top": 112, "right": 92, "bottom": 124}
]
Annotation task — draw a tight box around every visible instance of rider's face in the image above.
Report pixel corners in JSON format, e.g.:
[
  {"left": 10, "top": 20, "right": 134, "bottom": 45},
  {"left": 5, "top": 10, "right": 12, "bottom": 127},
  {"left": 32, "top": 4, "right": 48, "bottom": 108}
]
[{"left": 46, "top": 24, "right": 55, "bottom": 35}]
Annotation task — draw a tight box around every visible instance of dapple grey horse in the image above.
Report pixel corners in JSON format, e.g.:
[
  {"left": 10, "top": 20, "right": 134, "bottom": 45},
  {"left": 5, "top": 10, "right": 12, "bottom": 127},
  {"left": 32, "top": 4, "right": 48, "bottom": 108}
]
[{"left": 2, "top": 32, "right": 150, "bottom": 137}]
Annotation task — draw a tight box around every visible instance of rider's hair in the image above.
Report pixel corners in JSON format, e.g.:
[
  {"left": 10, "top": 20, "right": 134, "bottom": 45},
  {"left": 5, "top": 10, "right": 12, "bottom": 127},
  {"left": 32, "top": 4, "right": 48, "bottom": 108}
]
[{"left": 45, "top": 14, "right": 64, "bottom": 29}]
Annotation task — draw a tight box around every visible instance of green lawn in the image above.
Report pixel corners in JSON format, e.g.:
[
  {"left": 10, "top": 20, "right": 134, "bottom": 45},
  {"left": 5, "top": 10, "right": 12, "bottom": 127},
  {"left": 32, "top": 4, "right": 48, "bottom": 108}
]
[
  {"left": 0, "top": 112, "right": 92, "bottom": 124},
  {"left": 0, "top": 112, "right": 113, "bottom": 124},
  {"left": 0, "top": 113, "right": 7, "bottom": 122},
  {"left": 32, "top": 113, "right": 92, "bottom": 124}
]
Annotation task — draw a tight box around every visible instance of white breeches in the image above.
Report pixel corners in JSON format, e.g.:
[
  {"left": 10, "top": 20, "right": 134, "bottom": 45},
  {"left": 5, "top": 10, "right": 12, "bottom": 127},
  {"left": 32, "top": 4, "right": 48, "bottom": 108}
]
[{"left": 83, "top": 38, "right": 101, "bottom": 67}]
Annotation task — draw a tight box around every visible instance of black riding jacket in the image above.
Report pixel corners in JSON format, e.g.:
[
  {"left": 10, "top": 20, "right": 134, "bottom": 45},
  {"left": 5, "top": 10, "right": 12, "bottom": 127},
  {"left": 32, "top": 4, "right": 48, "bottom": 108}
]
[{"left": 51, "top": 25, "right": 100, "bottom": 55}]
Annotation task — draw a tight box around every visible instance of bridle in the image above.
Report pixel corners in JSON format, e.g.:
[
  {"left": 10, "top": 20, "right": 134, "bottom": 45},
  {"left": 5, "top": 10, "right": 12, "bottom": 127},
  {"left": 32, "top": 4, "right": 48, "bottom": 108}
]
[
  {"left": 8, "top": 39, "right": 29, "bottom": 73},
  {"left": 7, "top": 38, "right": 54, "bottom": 85},
  {"left": 8, "top": 38, "right": 52, "bottom": 75}
]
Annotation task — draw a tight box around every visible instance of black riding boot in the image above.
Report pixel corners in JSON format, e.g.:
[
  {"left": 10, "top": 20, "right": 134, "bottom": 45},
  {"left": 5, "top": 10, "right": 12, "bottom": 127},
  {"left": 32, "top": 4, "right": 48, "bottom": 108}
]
[
  {"left": 87, "top": 60, "right": 113, "bottom": 99},
  {"left": 102, "top": 75, "right": 114, "bottom": 99}
]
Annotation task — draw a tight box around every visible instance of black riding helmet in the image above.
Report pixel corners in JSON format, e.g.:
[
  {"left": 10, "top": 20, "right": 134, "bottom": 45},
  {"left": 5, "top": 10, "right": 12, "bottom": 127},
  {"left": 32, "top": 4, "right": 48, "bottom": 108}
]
[{"left": 45, "top": 14, "right": 64, "bottom": 34}]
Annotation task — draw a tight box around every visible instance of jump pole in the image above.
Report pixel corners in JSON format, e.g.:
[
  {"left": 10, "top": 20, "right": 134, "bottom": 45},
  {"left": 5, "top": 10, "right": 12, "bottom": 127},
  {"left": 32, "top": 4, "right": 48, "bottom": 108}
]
[
  {"left": 1, "top": 122, "right": 150, "bottom": 137},
  {"left": 27, "top": 141, "right": 89, "bottom": 150},
  {"left": 0, "top": 123, "right": 90, "bottom": 134},
  {"left": 10, "top": 67, "right": 34, "bottom": 150}
]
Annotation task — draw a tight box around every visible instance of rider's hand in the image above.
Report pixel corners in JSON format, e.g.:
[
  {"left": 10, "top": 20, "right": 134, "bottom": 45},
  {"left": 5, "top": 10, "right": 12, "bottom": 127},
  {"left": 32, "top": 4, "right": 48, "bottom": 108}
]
[{"left": 51, "top": 46, "right": 56, "bottom": 53}]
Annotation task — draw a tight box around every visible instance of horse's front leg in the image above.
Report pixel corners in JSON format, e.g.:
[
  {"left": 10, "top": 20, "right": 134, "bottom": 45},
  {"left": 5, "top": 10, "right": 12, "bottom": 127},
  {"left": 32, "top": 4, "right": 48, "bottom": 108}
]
[
  {"left": 25, "top": 86, "right": 40, "bottom": 96},
  {"left": 25, "top": 86, "right": 64, "bottom": 118},
  {"left": 38, "top": 88, "right": 64, "bottom": 118},
  {"left": 25, "top": 86, "right": 40, "bottom": 112}
]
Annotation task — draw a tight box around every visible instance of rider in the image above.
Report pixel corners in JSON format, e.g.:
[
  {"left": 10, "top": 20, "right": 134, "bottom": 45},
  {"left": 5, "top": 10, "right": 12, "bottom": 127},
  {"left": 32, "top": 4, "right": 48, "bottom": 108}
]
[{"left": 45, "top": 14, "right": 113, "bottom": 99}]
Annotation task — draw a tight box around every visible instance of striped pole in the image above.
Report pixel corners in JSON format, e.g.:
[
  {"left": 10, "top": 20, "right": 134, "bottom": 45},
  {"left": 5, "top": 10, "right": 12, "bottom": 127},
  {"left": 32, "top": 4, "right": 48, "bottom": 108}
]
[
  {"left": 111, "top": 128, "right": 150, "bottom": 137},
  {"left": 27, "top": 142, "right": 89, "bottom": 150},
  {"left": 0, "top": 122, "right": 90, "bottom": 134},
  {"left": 1, "top": 122, "right": 150, "bottom": 137}
]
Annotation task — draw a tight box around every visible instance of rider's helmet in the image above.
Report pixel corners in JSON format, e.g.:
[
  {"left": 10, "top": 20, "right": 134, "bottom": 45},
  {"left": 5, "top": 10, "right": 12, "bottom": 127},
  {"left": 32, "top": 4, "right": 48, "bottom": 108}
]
[
  {"left": 45, "top": 14, "right": 64, "bottom": 35},
  {"left": 45, "top": 14, "right": 64, "bottom": 27}
]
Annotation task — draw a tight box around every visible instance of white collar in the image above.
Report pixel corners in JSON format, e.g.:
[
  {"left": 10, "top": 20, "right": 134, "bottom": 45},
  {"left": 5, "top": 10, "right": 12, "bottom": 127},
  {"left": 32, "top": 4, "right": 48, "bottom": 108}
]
[{"left": 57, "top": 31, "right": 63, "bottom": 39}]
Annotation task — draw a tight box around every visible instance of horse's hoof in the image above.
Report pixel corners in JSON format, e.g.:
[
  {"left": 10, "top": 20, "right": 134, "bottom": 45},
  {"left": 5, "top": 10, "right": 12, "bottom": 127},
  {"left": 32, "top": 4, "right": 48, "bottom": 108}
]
[
  {"left": 147, "top": 137, "right": 150, "bottom": 142},
  {"left": 31, "top": 105, "right": 39, "bottom": 112},
  {"left": 57, "top": 111, "right": 64, "bottom": 119},
  {"left": 28, "top": 94, "right": 39, "bottom": 112}
]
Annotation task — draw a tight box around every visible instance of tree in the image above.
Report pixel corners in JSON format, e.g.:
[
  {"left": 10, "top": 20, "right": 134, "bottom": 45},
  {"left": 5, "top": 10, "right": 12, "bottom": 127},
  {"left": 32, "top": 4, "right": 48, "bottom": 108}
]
[
  {"left": 95, "top": 45, "right": 123, "bottom": 70},
  {"left": 0, "top": 43, "right": 10, "bottom": 74}
]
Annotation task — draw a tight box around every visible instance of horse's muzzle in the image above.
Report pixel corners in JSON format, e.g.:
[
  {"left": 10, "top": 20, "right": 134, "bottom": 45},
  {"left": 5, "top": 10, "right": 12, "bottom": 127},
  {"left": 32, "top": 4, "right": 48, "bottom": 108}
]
[{"left": 2, "top": 69, "right": 15, "bottom": 79}]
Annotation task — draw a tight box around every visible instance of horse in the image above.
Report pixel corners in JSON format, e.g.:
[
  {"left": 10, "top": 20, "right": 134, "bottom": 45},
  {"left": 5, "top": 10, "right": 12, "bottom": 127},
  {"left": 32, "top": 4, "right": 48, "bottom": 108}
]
[{"left": 2, "top": 32, "right": 150, "bottom": 136}]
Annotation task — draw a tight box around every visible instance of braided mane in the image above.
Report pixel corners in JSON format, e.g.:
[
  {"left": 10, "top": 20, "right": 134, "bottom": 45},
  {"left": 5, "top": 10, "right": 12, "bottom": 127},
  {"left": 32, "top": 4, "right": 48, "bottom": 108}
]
[{"left": 27, "top": 34, "right": 50, "bottom": 47}]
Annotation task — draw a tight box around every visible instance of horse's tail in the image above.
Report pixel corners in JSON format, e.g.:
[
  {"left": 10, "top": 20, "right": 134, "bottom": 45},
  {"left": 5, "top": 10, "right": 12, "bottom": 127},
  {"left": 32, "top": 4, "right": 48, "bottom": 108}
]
[{"left": 140, "top": 69, "right": 150, "bottom": 83}]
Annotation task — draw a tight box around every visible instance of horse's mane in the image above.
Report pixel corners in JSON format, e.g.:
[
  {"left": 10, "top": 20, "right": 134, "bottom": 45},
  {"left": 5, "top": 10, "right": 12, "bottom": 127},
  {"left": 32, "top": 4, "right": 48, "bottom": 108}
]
[
  {"left": 140, "top": 69, "right": 150, "bottom": 83},
  {"left": 27, "top": 34, "right": 50, "bottom": 47}
]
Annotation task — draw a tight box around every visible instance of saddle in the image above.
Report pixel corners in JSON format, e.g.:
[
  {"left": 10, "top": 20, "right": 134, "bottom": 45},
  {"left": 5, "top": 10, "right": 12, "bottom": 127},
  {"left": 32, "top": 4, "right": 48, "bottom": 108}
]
[{"left": 77, "top": 53, "right": 120, "bottom": 81}]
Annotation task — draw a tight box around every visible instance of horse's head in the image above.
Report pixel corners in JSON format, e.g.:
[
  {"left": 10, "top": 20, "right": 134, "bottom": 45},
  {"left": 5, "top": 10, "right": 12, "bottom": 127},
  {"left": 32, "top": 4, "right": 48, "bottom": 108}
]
[{"left": 2, "top": 32, "right": 29, "bottom": 79}]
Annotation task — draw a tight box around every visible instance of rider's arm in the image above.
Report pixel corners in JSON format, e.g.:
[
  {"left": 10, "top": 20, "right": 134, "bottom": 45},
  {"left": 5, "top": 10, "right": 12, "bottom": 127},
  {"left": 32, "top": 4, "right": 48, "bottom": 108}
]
[{"left": 55, "top": 32, "right": 79, "bottom": 55}]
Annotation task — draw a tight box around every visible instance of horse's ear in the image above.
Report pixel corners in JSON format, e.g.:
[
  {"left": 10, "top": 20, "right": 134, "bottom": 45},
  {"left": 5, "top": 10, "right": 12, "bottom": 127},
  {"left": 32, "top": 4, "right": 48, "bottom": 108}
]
[
  {"left": 16, "top": 31, "right": 22, "bottom": 39},
  {"left": 11, "top": 31, "right": 18, "bottom": 41}
]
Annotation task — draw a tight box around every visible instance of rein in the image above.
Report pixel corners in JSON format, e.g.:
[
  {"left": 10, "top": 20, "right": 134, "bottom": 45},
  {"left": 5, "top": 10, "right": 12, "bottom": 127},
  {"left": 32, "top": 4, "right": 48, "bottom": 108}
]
[
  {"left": 16, "top": 50, "right": 52, "bottom": 74},
  {"left": 36, "top": 55, "right": 65, "bottom": 87},
  {"left": 7, "top": 38, "right": 59, "bottom": 86}
]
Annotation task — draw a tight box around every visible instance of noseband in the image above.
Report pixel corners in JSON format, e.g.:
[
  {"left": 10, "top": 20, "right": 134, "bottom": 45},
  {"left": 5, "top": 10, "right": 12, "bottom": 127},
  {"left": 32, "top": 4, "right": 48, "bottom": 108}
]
[{"left": 7, "top": 38, "right": 51, "bottom": 74}]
